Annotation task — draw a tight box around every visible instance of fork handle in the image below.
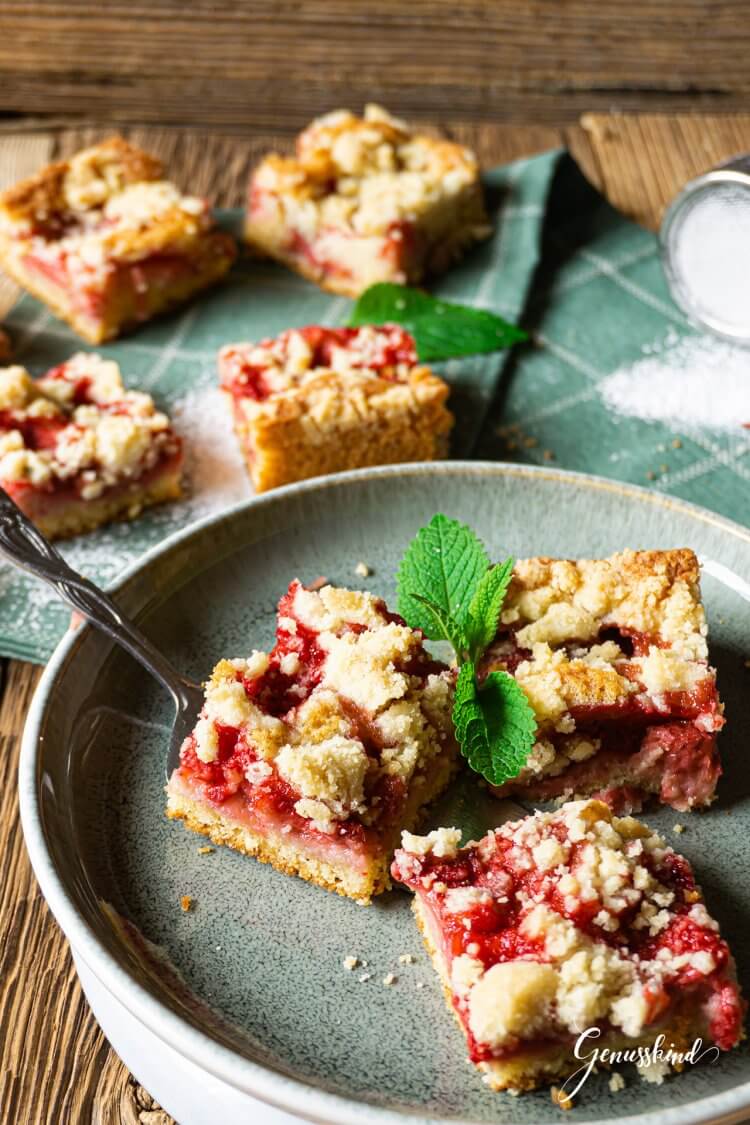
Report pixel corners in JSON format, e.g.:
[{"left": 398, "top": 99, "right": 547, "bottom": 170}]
[{"left": 0, "top": 488, "right": 196, "bottom": 707}]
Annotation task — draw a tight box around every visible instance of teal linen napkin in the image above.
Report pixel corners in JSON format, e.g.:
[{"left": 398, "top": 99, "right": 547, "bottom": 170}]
[{"left": 2, "top": 149, "right": 746, "bottom": 663}]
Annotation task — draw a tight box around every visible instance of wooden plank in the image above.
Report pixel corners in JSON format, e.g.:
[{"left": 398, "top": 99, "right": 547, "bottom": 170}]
[
  {"left": 580, "top": 112, "right": 750, "bottom": 228},
  {"left": 1, "top": 2, "right": 750, "bottom": 130}
]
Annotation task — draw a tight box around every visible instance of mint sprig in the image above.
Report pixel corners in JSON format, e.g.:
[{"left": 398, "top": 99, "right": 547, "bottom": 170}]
[
  {"left": 348, "top": 283, "right": 527, "bottom": 362},
  {"left": 397, "top": 514, "right": 536, "bottom": 786}
]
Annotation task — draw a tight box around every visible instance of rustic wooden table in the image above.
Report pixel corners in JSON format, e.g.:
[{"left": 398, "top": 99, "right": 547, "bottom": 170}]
[{"left": 1, "top": 111, "right": 750, "bottom": 1124}]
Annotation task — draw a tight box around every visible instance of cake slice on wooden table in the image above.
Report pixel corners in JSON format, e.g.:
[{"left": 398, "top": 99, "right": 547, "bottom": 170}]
[
  {"left": 219, "top": 324, "right": 453, "bottom": 492},
  {"left": 166, "top": 580, "right": 458, "bottom": 903},
  {"left": 0, "top": 354, "right": 182, "bottom": 539},
  {"left": 0, "top": 136, "right": 236, "bottom": 343},
  {"left": 480, "top": 549, "right": 724, "bottom": 813},
  {"left": 392, "top": 799, "right": 745, "bottom": 1093},
  {"left": 245, "top": 104, "right": 490, "bottom": 295}
]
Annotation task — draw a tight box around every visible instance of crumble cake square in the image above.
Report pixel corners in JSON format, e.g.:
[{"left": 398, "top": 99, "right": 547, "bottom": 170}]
[
  {"left": 392, "top": 799, "right": 745, "bottom": 1093},
  {"left": 219, "top": 323, "right": 453, "bottom": 492},
  {"left": 480, "top": 550, "right": 724, "bottom": 813},
  {"left": 0, "top": 354, "right": 182, "bottom": 539},
  {"left": 0, "top": 136, "right": 237, "bottom": 344},
  {"left": 245, "top": 104, "right": 490, "bottom": 296},
  {"left": 166, "top": 580, "right": 458, "bottom": 904}
]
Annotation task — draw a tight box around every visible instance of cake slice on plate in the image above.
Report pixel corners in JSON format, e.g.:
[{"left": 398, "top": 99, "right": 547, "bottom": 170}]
[
  {"left": 480, "top": 549, "right": 723, "bottom": 813},
  {"left": 245, "top": 104, "right": 490, "bottom": 295},
  {"left": 0, "top": 354, "right": 182, "bottom": 538},
  {"left": 166, "top": 580, "right": 458, "bottom": 903},
  {"left": 0, "top": 136, "right": 236, "bottom": 343},
  {"left": 392, "top": 799, "right": 744, "bottom": 1093},
  {"left": 219, "top": 324, "right": 453, "bottom": 492}
]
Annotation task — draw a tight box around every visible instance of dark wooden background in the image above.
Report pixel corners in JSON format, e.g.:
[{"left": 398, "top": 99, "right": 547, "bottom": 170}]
[{"left": 2, "top": 1, "right": 750, "bottom": 134}]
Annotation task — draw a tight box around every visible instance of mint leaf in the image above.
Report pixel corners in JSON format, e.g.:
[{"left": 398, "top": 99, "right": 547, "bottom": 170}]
[
  {"left": 466, "top": 557, "right": 515, "bottom": 663},
  {"left": 452, "top": 664, "right": 537, "bottom": 786},
  {"left": 348, "top": 283, "right": 527, "bottom": 362},
  {"left": 397, "top": 514, "right": 489, "bottom": 642},
  {"left": 411, "top": 593, "right": 468, "bottom": 655}
]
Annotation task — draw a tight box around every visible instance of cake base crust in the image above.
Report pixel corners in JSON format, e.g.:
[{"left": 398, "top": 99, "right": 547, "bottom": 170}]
[
  {"left": 167, "top": 748, "right": 458, "bottom": 905},
  {"left": 0, "top": 234, "right": 235, "bottom": 345},
  {"left": 16, "top": 466, "right": 183, "bottom": 540}
]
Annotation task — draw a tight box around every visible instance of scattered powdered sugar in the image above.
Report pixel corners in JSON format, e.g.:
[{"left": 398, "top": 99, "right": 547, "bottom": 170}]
[
  {"left": 600, "top": 331, "right": 750, "bottom": 431},
  {"left": 170, "top": 384, "right": 252, "bottom": 519}
]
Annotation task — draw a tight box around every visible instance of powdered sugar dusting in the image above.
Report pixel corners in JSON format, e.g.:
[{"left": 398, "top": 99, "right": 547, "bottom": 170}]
[
  {"left": 600, "top": 332, "right": 750, "bottom": 431},
  {"left": 171, "top": 385, "right": 252, "bottom": 519}
]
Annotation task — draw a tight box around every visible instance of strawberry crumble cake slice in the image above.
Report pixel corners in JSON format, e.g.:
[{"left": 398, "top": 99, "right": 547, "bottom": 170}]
[
  {"left": 245, "top": 104, "right": 490, "bottom": 296},
  {"left": 166, "top": 580, "right": 458, "bottom": 903},
  {"left": 479, "top": 550, "right": 723, "bottom": 813},
  {"left": 0, "top": 354, "right": 182, "bottom": 538},
  {"left": 219, "top": 324, "right": 453, "bottom": 492},
  {"left": 0, "top": 136, "right": 236, "bottom": 344},
  {"left": 392, "top": 799, "right": 745, "bottom": 1093}
]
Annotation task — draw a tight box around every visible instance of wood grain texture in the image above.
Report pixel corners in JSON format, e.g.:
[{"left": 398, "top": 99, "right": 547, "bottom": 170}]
[
  {"left": 1, "top": 2, "right": 750, "bottom": 130},
  {"left": 580, "top": 112, "right": 750, "bottom": 228},
  {"left": 3, "top": 113, "right": 750, "bottom": 1124}
]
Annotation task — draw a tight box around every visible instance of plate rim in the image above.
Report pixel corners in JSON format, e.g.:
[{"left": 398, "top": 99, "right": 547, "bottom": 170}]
[{"left": 17, "top": 459, "right": 750, "bottom": 1125}]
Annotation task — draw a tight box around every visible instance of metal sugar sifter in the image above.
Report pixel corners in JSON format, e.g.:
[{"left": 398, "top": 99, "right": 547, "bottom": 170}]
[{"left": 661, "top": 154, "right": 750, "bottom": 344}]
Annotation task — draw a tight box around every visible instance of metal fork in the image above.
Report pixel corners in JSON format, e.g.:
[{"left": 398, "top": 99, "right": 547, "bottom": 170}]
[{"left": 0, "top": 489, "right": 203, "bottom": 775}]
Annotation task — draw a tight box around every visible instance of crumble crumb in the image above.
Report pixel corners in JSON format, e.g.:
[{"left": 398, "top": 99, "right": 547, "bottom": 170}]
[
  {"left": 672, "top": 437, "right": 682, "bottom": 448},
  {"left": 543, "top": 449, "right": 556, "bottom": 461},
  {"left": 523, "top": 436, "right": 538, "bottom": 449},
  {"left": 550, "top": 1086, "right": 573, "bottom": 1111},
  {"left": 180, "top": 895, "right": 193, "bottom": 912},
  {"left": 398, "top": 953, "right": 415, "bottom": 964},
  {"left": 197, "top": 846, "right": 214, "bottom": 855},
  {"left": 609, "top": 1072, "right": 626, "bottom": 1093},
  {"left": 673, "top": 823, "right": 685, "bottom": 834},
  {"left": 415, "top": 981, "right": 425, "bottom": 990},
  {"left": 354, "top": 561, "right": 371, "bottom": 577},
  {"left": 646, "top": 470, "right": 656, "bottom": 481},
  {"left": 382, "top": 973, "right": 397, "bottom": 986},
  {"left": 342, "top": 955, "right": 359, "bottom": 971},
  {"left": 358, "top": 972, "right": 372, "bottom": 983}
]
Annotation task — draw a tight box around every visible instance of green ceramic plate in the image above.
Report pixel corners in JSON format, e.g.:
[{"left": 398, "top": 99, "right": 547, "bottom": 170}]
[{"left": 19, "top": 462, "right": 750, "bottom": 1124}]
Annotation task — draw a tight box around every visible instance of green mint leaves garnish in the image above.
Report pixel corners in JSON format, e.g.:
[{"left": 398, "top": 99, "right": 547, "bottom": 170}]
[
  {"left": 348, "top": 283, "right": 527, "bottom": 362},
  {"left": 453, "top": 664, "right": 538, "bottom": 787},
  {"left": 396, "top": 513, "right": 488, "bottom": 648},
  {"left": 397, "top": 514, "right": 536, "bottom": 786}
]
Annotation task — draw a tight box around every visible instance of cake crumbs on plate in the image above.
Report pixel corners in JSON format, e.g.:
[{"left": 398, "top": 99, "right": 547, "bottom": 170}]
[
  {"left": 197, "top": 845, "right": 214, "bottom": 855},
  {"left": 550, "top": 1086, "right": 573, "bottom": 1111},
  {"left": 354, "top": 561, "right": 371, "bottom": 577},
  {"left": 342, "top": 955, "right": 359, "bottom": 971},
  {"left": 609, "top": 1072, "right": 626, "bottom": 1093},
  {"left": 382, "top": 973, "right": 397, "bottom": 986},
  {"left": 398, "top": 953, "right": 415, "bottom": 964},
  {"left": 415, "top": 981, "right": 425, "bottom": 990},
  {"left": 180, "top": 894, "right": 193, "bottom": 912},
  {"left": 358, "top": 972, "right": 372, "bottom": 983},
  {"left": 673, "top": 823, "right": 686, "bottom": 834}
]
